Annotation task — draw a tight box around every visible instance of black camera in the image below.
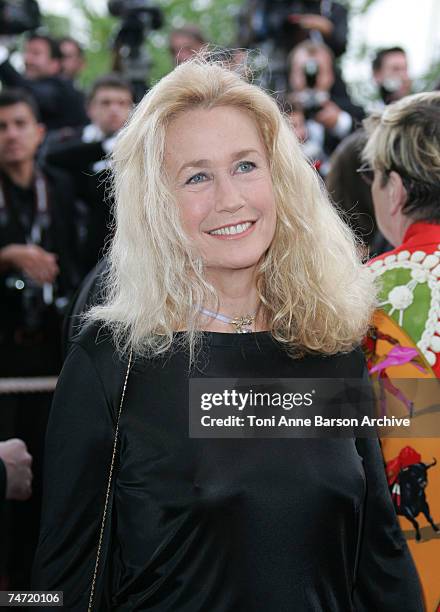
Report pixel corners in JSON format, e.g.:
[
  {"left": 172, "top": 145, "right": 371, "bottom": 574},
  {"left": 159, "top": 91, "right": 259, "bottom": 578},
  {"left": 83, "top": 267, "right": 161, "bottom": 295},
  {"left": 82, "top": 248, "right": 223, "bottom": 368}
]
[
  {"left": 5, "top": 274, "right": 55, "bottom": 334},
  {"left": 108, "top": 0, "right": 163, "bottom": 47},
  {"left": 293, "top": 59, "right": 329, "bottom": 119},
  {"left": 107, "top": 0, "right": 163, "bottom": 101},
  {"left": 0, "top": 0, "right": 40, "bottom": 35}
]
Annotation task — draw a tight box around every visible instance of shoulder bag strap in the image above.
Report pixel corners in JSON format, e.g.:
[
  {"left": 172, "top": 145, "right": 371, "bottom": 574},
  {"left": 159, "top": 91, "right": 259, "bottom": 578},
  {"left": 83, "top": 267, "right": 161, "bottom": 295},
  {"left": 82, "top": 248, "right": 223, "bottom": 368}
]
[{"left": 88, "top": 348, "right": 133, "bottom": 611}]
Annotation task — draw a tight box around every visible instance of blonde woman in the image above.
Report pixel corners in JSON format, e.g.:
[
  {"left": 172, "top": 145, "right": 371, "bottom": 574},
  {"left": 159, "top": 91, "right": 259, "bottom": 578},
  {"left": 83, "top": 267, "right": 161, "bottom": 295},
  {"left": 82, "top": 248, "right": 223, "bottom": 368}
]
[{"left": 33, "top": 59, "right": 423, "bottom": 611}]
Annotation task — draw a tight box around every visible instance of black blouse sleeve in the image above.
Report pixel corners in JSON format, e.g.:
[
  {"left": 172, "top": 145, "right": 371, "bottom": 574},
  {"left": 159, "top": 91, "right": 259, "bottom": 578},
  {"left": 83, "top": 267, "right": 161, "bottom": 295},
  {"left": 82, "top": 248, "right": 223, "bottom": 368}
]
[
  {"left": 31, "top": 340, "right": 120, "bottom": 610},
  {"left": 353, "top": 437, "right": 424, "bottom": 611}
]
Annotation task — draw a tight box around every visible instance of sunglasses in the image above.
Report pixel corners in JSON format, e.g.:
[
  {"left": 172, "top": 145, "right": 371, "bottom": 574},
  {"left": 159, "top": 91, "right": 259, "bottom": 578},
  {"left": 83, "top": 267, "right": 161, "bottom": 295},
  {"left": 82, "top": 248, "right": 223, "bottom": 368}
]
[{"left": 356, "top": 164, "right": 375, "bottom": 186}]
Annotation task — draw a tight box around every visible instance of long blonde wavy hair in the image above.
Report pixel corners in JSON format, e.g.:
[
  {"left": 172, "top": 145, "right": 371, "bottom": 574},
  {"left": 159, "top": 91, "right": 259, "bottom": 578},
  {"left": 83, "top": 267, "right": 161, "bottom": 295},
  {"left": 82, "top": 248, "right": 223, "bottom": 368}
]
[{"left": 88, "top": 57, "right": 376, "bottom": 361}]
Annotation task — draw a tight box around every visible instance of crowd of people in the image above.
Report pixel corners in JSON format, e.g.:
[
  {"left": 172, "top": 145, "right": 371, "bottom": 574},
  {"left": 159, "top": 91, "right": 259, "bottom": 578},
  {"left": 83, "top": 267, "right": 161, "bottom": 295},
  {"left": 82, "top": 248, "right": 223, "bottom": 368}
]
[{"left": 0, "top": 2, "right": 439, "bottom": 610}]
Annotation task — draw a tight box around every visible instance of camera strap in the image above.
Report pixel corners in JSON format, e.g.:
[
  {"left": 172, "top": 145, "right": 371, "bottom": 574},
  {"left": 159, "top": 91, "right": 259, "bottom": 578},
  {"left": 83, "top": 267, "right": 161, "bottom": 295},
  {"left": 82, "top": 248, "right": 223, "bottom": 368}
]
[{"left": 0, "top": 168, "right": 49, "bottom": 245}]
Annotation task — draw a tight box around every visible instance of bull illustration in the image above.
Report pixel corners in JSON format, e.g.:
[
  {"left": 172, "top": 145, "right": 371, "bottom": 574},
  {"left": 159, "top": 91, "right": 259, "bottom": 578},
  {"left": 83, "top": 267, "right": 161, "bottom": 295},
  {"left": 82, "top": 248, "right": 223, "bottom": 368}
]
[{"left": 391, "top": 458, "right": 439, "bottom": 541}]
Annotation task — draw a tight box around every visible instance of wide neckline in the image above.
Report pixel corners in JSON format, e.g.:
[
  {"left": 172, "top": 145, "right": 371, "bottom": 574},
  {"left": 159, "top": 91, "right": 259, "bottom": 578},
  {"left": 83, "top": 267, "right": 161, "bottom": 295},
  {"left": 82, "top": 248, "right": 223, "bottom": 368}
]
[
  {"left": 127, "top": 331, "right": 281, "bottom": 373},
  {"left": 173, "top": 330, "right": 276, "bottom": 348}
]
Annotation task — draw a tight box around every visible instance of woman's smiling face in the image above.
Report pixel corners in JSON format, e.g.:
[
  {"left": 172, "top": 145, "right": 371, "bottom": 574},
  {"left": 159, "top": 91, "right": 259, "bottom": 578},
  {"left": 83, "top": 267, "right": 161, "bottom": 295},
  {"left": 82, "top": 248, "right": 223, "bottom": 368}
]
[{"left": 164, "top": 105, "right": 277, "bottom": 272}]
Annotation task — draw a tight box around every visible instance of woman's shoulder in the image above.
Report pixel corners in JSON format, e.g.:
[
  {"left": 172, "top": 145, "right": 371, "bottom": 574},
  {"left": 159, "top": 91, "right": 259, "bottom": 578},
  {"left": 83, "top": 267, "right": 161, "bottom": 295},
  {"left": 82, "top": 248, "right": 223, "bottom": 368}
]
[
  {"left": 66, "top": 319, "right": 130, "bottom": 384},
  {"left": 69, "top": 319, "right": 114, "bottom": 355},
  {"left": 282, "top": 345, "right": 367, "bottom": 380},
  {"left": 324, "top": 345, "right": 367, "bottom": 379},
  {"left": 59, "top": 320, "right": 133, "bottom": 415}
]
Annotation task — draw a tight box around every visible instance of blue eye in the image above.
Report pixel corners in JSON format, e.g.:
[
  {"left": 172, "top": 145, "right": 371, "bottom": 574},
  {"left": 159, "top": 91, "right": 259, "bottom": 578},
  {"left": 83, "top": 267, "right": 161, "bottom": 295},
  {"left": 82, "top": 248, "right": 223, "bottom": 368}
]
[
  {"left": 237, "top": 161, "right": 256, "bottom": 173},
  {"left": 186, "top": 173, "right": 207, "bottom": 185}
]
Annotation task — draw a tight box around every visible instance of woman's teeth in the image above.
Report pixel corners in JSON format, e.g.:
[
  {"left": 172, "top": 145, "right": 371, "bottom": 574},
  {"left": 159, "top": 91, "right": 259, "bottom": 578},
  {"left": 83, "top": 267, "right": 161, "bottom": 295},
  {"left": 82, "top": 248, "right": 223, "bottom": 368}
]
[{"left": 209, "top": 222, "right": 252, "bottom": 236}]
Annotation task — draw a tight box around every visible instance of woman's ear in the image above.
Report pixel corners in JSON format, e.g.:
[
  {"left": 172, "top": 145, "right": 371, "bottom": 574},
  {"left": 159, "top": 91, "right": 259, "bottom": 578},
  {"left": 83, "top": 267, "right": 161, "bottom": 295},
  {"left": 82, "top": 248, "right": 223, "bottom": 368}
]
[{"left": 388, "top": 171, "right": 407, "bottom": 216}]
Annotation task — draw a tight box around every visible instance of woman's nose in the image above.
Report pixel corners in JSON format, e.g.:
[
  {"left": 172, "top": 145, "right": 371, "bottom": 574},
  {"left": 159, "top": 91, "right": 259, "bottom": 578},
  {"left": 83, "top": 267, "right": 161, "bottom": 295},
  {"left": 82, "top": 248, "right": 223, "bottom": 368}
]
[{"left": 214, "top": 175, "right": 245, "bottom": 214}]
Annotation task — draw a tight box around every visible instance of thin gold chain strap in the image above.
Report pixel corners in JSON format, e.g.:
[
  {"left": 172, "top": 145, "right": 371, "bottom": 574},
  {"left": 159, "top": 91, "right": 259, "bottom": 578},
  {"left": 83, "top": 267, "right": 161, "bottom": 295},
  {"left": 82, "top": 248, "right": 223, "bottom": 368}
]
[{"left": 88, "top": 349, "right": 133, "bottom": 612}]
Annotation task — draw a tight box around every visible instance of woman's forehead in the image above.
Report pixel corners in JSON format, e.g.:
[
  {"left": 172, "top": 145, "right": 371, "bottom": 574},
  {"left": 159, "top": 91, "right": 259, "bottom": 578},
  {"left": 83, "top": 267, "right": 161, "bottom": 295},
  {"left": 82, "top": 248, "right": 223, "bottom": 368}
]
[{"left": 164, "top": 105, "right": 265, "bottom": 156}]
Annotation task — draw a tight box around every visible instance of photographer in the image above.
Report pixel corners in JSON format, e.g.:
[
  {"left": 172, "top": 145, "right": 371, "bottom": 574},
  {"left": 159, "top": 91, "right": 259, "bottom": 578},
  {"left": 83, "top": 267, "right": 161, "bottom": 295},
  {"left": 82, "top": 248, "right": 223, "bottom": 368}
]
[
  {"left": 0, "top": 34, "right": 87, "bottom": 131},
  {"left": 288, "top": 41, "right": 364, "bottom": 174},
  {"left": 0, "top": 89, "right": 79, "bottom": 586}
]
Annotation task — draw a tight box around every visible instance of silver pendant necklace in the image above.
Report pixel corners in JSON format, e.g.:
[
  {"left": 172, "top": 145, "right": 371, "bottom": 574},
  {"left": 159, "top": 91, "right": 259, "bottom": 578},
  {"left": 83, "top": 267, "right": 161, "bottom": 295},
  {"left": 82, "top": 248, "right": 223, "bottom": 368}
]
[{"left": 200, "top": 308, "right": 256, "bottom": 333}]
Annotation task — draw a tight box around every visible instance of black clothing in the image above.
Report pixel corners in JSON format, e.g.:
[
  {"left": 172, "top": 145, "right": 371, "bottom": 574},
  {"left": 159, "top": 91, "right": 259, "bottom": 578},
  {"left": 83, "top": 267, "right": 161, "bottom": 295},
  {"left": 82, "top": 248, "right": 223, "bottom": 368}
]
[
  {"left": 62, "top": 259, "right": 107, "bottom": 355},
  {"left": 45, "top": 132, "right": 106, "bottom": 171},
  {"left": 317, "top": 0, "right": 348, "bottom": 58},
  {"left": 0, "top": 392, "right": 53, "bottom": 588},
  {"left": 0, "top": 456, "right": 6, "bottom": 576},
  {"left": 330, "top": 75, "right": 365, "bottom": 123},
  {"left": 0, "top": 60, "right": 87, "bottom": 131},
  {"left": 0, "top": 166, "right": 80, "bottom": 363},
  {"left": 0, "top": 165, "right": 80, "bottom": 588},
  {"left": 33, "top": 323, "right": 423, "bottom": 611},
  {"left": 318, "top": 78, "right": 365, "bottom": 158},
  {"left": 0, "top": 457, "right": 5, "bottom": 505},
  {"left": 45, "top": 134, "right": 111, "bottom": 273}
]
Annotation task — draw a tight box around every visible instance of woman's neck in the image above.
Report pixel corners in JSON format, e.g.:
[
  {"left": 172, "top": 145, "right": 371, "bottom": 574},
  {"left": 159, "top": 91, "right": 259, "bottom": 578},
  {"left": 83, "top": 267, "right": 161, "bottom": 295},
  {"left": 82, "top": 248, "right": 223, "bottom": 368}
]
[{"left": 201, "top": 267, "right": 267, "bottom": 333}]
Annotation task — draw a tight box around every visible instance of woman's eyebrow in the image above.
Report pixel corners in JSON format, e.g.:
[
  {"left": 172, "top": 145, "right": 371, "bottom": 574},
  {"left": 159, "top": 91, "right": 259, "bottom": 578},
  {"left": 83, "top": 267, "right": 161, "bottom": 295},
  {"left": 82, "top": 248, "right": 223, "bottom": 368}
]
[
  {"left": 178, "top": 159, "right": 211, "bottom": 175},
  {"left": 177, "top": 149, "right": 262, "bottom": 176},
  {"left": 231, "top": 148, "right": 262, "bottom": 160}
]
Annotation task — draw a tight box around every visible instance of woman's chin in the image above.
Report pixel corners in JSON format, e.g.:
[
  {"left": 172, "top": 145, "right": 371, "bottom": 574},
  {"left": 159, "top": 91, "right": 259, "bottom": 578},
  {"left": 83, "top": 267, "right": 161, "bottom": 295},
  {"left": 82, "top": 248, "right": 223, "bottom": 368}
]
[{"left": 205, "top": 258, "right": 263, "bottom": 274}]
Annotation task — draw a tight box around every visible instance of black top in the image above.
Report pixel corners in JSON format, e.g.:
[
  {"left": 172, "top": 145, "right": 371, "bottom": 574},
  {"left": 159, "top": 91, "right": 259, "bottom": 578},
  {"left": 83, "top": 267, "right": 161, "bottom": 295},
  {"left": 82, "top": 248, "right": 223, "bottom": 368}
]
[
  {"left": 32, "top": 323, "right": 423, "bottom": 611},
  {"left": 45, "top": 136, "right": 112, "bottom": 274}
]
